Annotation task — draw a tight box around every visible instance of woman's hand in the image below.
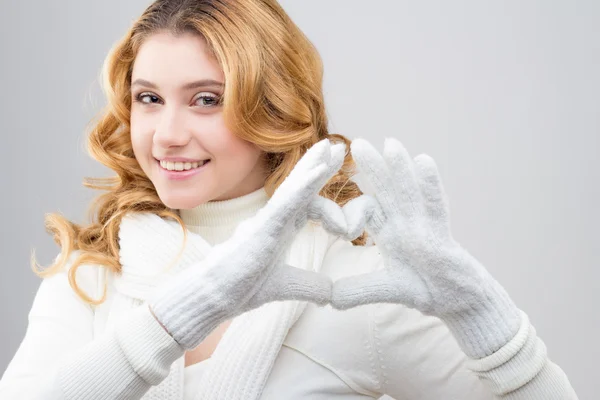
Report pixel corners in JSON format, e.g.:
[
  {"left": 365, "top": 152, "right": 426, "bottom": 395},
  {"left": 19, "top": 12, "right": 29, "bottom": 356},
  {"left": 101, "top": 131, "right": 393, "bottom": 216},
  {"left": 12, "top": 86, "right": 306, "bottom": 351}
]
[
  {"left": 208, "top": 137, "right": 349, "bottom": 312},
  {"left": 148, "top": 138, "right": 347, "bottom": 350},
  {"left": 331, "top": 138, "right": 522, "bottom": 358}
]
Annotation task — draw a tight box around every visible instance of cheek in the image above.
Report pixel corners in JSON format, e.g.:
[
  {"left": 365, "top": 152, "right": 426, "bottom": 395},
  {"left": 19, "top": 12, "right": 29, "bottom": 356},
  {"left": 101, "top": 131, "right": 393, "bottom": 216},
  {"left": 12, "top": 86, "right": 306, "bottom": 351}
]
[
  {"left": 130, "top": 129, "right": 145, "bottom": 161},
  {"left": 213, "top": 131, "right": 262, "bottom": 167},
  {"left": 129, "top": 118, "right": 153, "bottom": 167}
]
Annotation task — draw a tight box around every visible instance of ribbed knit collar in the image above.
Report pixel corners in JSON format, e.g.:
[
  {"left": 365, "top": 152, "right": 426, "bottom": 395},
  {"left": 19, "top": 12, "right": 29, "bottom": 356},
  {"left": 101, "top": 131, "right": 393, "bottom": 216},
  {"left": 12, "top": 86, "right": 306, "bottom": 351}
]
[{"left": 178, "top": 187, "right": 269, "bottom": 245}]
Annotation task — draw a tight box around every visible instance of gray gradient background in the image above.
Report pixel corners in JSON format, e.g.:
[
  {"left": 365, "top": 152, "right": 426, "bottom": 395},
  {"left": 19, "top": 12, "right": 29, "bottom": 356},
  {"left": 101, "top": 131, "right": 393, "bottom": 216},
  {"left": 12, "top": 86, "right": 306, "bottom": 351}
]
[{"left": 0, "top": 1, "right": 597, "bottom": 398}]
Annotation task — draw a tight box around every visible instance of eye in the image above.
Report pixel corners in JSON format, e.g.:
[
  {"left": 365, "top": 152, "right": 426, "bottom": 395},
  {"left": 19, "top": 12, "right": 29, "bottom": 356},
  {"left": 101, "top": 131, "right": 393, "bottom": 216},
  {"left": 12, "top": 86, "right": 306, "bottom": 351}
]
[
  {"left": 194, "top": 92, "right": 222, "bottom": 108},
  {"left": 131, "top": 91, "right": 221, "bottom": 107},
  {"left": 134, "top": 92, "right": 162, "bottom": 105}
]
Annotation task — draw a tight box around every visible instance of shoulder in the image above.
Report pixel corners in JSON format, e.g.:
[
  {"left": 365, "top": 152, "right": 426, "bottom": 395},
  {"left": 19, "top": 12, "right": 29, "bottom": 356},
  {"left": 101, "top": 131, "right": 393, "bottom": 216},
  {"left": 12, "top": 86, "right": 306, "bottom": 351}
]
[{"left": 32, "top": 249, "right": 107, "bottom": 314}]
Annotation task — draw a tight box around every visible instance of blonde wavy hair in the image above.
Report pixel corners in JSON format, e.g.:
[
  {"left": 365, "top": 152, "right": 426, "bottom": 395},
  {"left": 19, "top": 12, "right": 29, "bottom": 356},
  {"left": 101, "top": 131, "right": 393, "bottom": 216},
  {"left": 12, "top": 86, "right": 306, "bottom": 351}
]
[{"left": 31, "top": 0, "right": 367, "bottom": 306}]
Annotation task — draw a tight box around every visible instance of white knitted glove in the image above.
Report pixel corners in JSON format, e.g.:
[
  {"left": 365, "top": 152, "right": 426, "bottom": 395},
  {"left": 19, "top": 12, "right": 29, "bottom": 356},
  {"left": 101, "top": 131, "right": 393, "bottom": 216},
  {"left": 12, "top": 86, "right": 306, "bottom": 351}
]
[
  {"left": 148, "top": 139, "right": 347, "bottom": 351},
  {"left": 331, "top": 138, "right": 522, "bottom": 359}
]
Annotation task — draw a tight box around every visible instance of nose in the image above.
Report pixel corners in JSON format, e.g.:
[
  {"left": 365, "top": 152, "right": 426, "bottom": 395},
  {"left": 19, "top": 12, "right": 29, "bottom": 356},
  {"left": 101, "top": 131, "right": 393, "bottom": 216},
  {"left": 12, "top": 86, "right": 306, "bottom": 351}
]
[{"left": 153, "top": 107, "right": 192, "bottom": 148}]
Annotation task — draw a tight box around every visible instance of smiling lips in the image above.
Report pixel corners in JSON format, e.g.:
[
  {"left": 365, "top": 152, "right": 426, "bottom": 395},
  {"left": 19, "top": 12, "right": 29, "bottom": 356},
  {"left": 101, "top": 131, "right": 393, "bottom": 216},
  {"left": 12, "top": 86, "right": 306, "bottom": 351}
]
[
  {"left": 159, "top": 159, "right": 210, "bottom": 171},
  {"left": 157, "top": 159, "right": 211, "bottom": 181}
]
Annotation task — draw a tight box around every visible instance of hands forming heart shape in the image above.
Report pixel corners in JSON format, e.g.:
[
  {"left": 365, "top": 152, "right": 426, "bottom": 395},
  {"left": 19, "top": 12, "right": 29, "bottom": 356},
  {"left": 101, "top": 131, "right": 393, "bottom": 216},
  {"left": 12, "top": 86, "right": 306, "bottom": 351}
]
[
  {"left": 150, "top": 137, "right": 521, "bottom": 357},
  {"left": 241, "top": 137, "right": 522, "bottom": 358}
]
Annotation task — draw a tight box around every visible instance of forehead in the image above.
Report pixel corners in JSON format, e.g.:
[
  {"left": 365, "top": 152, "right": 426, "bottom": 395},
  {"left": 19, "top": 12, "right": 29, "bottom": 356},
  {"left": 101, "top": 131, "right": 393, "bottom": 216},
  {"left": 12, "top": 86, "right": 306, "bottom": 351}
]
[{"left": 131, "top": 31, "right": 224, "bottom": 83}]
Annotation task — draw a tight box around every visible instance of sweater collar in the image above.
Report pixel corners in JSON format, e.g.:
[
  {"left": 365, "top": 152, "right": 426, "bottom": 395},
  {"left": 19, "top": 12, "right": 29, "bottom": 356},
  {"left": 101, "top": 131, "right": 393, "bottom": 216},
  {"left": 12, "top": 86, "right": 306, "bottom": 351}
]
[{"left": 178, "top": 187, "right": 269, "bottom": 246}]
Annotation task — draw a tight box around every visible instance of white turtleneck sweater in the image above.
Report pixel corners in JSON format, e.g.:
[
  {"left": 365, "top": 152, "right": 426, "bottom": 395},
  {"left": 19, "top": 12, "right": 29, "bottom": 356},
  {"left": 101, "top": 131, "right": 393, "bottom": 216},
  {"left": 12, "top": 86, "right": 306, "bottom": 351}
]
[
  {"left": 179, "top": 187, "right": 269, "bottom": 247},
  {"left": 176, "top": 187, "right": 578, "bottom": 400},
  {"left": 178, "top": 187, "right": 270, "bottom": 400},
  {"left": 0, "top": 186, "right": 579, "bottom": 399}
]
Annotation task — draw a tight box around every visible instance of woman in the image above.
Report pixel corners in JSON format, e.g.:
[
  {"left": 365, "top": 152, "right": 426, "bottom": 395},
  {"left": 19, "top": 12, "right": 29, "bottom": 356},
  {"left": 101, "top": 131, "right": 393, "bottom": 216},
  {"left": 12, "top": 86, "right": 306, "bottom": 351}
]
[{"left": 0, "top": 0, "right": 578, "bottom": 399}]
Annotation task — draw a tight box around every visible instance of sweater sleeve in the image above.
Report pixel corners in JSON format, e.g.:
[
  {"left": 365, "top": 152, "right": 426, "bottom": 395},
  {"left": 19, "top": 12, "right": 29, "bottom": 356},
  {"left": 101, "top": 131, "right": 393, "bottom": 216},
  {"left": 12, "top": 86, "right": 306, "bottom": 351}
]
[
  {"left": 374, "top": 297, "right": 579, "bottom": 399},
  {"left": 0, "top": 254, "right": 185, "bottom": 400}
]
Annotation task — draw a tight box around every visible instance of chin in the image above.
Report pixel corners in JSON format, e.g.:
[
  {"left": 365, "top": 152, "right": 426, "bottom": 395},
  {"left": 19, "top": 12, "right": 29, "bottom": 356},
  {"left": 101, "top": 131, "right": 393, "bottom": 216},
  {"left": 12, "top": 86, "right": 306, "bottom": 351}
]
[{"left": 157, "top": 190, "right": 212, "bottom": 210}]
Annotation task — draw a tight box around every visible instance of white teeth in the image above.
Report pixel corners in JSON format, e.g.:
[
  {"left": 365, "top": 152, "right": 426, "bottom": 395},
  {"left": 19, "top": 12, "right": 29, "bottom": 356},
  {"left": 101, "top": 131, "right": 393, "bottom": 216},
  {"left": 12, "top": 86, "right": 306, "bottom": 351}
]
[{"left": 160, "top": 160, "right": 208, "bottom": 171}]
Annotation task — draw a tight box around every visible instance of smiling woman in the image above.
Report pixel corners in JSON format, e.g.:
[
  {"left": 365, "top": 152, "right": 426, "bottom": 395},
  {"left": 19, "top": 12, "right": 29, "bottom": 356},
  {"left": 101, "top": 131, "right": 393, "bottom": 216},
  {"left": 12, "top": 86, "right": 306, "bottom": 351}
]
[
  {"left": 25, "top": 0, "right": 365, "bottom": 290},
  {"left": 0, "top": 1, "right": 580, "bottom": 400},
  {"left": 129, "top": 31, "right": 268, "bottom": 207}
]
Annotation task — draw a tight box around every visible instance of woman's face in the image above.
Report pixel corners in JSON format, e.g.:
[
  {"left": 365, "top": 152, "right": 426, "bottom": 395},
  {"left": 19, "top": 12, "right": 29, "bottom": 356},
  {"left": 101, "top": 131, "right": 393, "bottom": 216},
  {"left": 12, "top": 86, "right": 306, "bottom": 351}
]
[{"left": 130, "top": 31, "right": 267, "bottom": 209}]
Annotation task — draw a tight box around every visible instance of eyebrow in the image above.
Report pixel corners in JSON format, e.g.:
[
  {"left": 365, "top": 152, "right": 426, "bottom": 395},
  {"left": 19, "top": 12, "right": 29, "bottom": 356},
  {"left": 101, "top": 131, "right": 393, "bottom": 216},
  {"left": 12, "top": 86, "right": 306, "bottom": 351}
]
[{"left": 131, "top": 78, "right": 224, "bottom": 90}]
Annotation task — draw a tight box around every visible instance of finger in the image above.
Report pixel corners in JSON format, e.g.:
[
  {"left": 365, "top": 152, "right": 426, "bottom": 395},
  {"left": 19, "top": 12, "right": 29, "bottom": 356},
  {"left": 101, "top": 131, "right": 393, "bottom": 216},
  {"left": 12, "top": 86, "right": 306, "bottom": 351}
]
[
  {"left": 330, "top": 267, "right": 429, "bottom": 310},
  {"left": 293, "top": 138, "right": 332, "bottom": 176},
  {"left": 270, "top": 163, "right": 331, "bottom": 225},
  {"left": 328, "top": 142, "right": 346, "bottom": 173},
  {"left": 350, "top": 139, "right": 400, "bottom": 212},
  {"left": 265, "top": 140, "right": 333, "bottom": 220},
  {"left": 307, "top": 196, "right": 347, "bottom": 236},
  {"left": 382, "top": 137, "right": 423, "bottom": 220},
  {"left": 248, "top": 263, "right": 332, "bottom": 308},
  {"left": 273, "top": 139, "right": 331, "bottom": 198},
  {"left": 287, "top": 143, "right": 348, "bottom": 236},
  {"left": 341, "top": 195, "right": 378, "bottom": 240},
  {"left": 306, "top": 142, "right": 346, "bottom": 194},
  {"left": 254, "top": 140, "right": 342, "bottom": 239},
  {"left": 413, "top": 154, "right": 452, "bottom": 242}
]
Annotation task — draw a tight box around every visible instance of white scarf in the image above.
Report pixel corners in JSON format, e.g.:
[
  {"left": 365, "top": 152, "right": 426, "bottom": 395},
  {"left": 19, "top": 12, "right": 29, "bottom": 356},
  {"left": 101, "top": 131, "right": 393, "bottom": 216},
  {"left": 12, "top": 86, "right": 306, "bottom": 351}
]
[{"left": 107, "top": 212, "right": 335, "bottom": 400}]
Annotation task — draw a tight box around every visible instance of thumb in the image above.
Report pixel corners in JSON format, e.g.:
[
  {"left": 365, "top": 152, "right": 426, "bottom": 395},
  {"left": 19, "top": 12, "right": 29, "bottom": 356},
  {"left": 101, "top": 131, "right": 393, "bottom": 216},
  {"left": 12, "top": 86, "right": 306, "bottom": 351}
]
[
  {"left": 246, "top": 262, "right": 332, "bottom": 309},
  {"left": 331, "top": 267, "right": 430, "bottom": 311}
]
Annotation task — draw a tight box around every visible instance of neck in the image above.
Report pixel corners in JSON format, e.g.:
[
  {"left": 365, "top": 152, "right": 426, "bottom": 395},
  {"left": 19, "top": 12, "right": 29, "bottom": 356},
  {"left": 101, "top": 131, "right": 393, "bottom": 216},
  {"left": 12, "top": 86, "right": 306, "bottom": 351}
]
[{"left": 178, "top": 187, "right": 269, "bottom": 245}]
